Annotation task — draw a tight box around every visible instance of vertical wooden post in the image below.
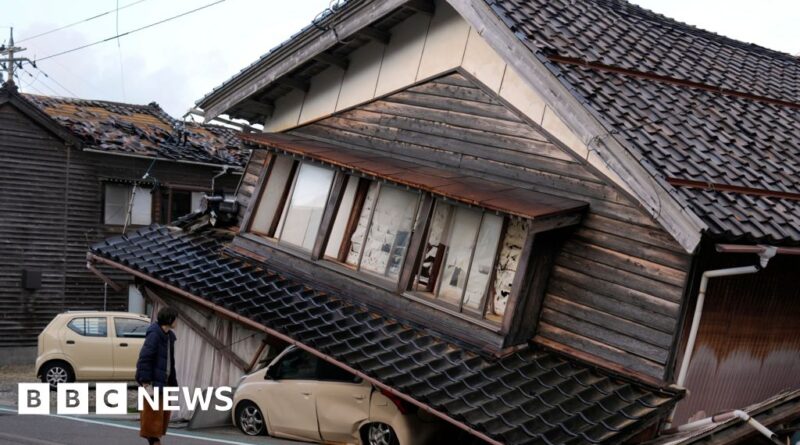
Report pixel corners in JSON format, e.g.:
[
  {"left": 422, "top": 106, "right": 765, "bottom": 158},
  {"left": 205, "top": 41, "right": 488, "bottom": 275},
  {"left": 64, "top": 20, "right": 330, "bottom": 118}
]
[
  {"left": 397, "top": 194, "right": 436, "bottom": 293},
  {"left": 311, "top": 171, "right": 348, "bottom": 261}
]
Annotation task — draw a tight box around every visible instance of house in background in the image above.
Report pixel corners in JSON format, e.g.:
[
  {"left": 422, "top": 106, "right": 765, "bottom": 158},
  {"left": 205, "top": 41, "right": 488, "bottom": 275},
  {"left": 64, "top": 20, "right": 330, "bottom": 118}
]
[
  {"left": 0, "top": 83, "right": 247, "bottom": 357},
  {"left": 90, "top": 0, "right": 800, "bottom": 443}
]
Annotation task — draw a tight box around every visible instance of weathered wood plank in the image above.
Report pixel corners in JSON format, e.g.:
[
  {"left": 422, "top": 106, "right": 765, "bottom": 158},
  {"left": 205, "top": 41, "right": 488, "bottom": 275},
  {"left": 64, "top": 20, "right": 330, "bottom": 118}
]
[
  {"left": 550, "top": 265, "right": 679, "bottom": 319},
  {"left": 385, "top": 91, "right": 520, "bottom": 121},
  {"left": 555, "top": 250, "right": 683, "bottom": 303},
  {"left": 359, "top": 100, "right": 551, "bottom": 143},
  {"left": 561, "top": 239, "right": 687, "bottom": 288},
  {"left": 540, "top": 307, "right": 669, "bottom": 363},
  {"left": 545, "top": 295, "right": 673, "bottom": 348},
  {"left": 535, "top": 325, "right": 664, "bottom": 378}
]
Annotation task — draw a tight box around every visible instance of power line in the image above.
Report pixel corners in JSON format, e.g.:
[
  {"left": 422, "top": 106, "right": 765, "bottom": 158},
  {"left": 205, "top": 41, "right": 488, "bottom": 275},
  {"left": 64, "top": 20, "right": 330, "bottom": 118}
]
[
  {"left": 20, "top": 68, "right": 61, "bottom": 97},
  {"left": 30, "top": 64, "right": 79, "bottom": 97},
  {"left": 37, "top": 0, "right": 226, "bottom": 62},
  {"left": 17, "top": 0, "right": 149, "bottom": 43},
  {"left": 38, "top": 57, "right": 92, "bottom": 95},
  {"left": 116, "top": 0, "right": 127, "bottom": 101}
]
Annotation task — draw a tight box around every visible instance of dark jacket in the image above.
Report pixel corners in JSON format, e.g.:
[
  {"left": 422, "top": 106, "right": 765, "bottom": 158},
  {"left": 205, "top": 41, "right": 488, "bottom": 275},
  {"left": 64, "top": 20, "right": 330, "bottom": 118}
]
[{"left": 136, "top": 323, "right": 177, "bottom": 388}]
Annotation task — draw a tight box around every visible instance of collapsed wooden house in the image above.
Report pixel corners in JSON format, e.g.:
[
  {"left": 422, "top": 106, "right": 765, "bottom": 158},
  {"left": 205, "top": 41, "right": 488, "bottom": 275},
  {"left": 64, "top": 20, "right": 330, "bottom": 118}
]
[
  {"left": 89, "top": 0, "right": 800, "bottom": 443},
  {"left": 0, "top": 84, "right": 246, "bottom": 352}
]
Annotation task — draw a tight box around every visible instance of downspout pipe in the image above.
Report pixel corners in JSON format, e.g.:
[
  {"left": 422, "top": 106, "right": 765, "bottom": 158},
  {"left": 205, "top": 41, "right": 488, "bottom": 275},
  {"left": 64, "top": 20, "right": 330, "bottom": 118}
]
[
  {"left": 672, "top": 410, "right": 782, "bottom": 444},
  {"left": 211, "top": 165, "right": 230, "bottom": 193},
  {"left": 668, "top": 246, "right": 778, "bottom": 426}
]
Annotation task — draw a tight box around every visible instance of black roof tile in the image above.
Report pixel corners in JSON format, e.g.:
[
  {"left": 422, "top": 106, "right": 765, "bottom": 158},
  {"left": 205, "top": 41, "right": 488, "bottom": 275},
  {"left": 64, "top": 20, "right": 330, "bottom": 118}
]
[
  {"left": 23, "top": 93, "right": 247, "bottom": 167},
  {"left": 90, "top": 221, "right": 681, "bottom": 444},
  {"left": 486, "top": 0, "right": 800, "bottom": 245}
]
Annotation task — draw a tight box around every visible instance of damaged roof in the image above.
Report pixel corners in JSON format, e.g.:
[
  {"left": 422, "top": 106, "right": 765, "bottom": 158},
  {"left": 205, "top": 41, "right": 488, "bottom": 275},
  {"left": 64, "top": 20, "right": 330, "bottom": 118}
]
[
  {"left": 90, "top": 219, "right": 681, "bottom": 445},
  {"left": 485, "top": 0, "right": 800, "bottom": 245},
  {"left": 23, "top": 93, "right": 247, "bottom": 168}
]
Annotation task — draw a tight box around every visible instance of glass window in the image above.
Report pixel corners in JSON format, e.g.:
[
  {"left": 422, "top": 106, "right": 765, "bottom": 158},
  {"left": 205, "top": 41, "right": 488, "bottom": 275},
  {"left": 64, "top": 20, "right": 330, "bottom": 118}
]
[
  {"left": 191, "top": 192, "right": 205, "bottom": 212},
  {"left": 162, "top": 190, "right": 207, "bottom": 223},
  {"left": 275, "top": 348, "right": 318, "bottom": 380},
  {"left": 274, "top": 163, "right": 335, "bottom": 250},
  {"left": 324, "top": 176, "right": 361, "bottom": 260},
  {"left": 358, "top": 186, "right": 418, "bottom": 281},
  {"left": 316, "top": 360, "right": 360, "bottom": 383},
  {"left": 251, "top": 156, "right": 296, "bottom": 235},
  {"left": 114, "top": 318, "right": 149, "bottom": 338},
  {"left": 413, "top": 201, "right": 504, "bottom": 318},
  {"left": 67, "top": 317, "right": 108, "bottom": 337},
  {"left": 331, "top": 181, "right": 420, "bottom": 283},
  {"left": 104, "top": 183, "right": 152, "bottom": 226}
]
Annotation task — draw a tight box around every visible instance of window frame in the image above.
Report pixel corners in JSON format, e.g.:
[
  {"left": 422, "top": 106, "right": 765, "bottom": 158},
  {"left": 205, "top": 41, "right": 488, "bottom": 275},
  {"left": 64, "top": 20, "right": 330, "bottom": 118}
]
[
  {"left": 102, "top": 182, "right": 154, "bottom": 227},
  {"left": 113, "top": 317, "right": 149, "bottom": 338},
  {"left": 161, "top": 186, "right": 209, "bottom": 224},
  {"left": 409, "top": 199, "right": 507, "bottom": 321},
  {"left": 272, "top": 162, "right": 337, "bottom": 251},
  {"left": 339, "top": 181, "right": 423, "bottom": 284},
  {"left": 67, "top": 317, "right": 109, "bottom": 338},
  {"left": 242, "top": 153, "right": 546, "bottom": 331}
]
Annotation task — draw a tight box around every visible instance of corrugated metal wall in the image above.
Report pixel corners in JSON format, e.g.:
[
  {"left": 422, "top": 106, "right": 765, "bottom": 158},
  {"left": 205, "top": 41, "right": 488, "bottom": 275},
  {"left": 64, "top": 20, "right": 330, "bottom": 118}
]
[
  {"left": 673, "top": 253, "right": 800, "bottom": 424},
  {"left": 0, "top": 103, "right": 240, "bottom": 347}
]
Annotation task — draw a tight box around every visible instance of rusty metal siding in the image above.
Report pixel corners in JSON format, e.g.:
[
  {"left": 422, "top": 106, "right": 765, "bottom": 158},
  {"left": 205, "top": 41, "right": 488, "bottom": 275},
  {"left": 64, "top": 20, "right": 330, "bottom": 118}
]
[
  {"left": 0, "top": 104, "right": 241, "bottom": 347},
  {"left": 286, "top": 72, "right": 691, "bottom": 379},
  {"left": 672, "top": 253, "right": 800, "bottom": 424}
]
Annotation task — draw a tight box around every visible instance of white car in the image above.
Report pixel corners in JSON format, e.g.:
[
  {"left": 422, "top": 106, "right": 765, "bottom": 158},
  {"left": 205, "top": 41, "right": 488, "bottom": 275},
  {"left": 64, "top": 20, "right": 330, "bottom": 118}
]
[
  {"left": 35, "top": 311, "right": 150, "bottom": 388},
  {"left": 233, "top": 346, "right": 442, "bottom": 445}
]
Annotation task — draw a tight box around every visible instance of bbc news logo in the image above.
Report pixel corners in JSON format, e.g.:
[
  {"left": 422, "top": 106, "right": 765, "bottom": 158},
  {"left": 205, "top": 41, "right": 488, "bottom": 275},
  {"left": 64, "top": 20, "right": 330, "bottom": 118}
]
[{"left": 18, "top": 383, "right": 233, "bottom": 415}]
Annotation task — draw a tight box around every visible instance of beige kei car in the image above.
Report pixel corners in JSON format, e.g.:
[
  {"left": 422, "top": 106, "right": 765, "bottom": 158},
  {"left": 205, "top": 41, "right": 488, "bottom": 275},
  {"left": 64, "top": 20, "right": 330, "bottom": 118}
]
[
  {"left": 233, "top": 346, "right": 441, "bottom": 445},
  {"left": 36, "top": 311, "right": 151, "bottom": 388}
]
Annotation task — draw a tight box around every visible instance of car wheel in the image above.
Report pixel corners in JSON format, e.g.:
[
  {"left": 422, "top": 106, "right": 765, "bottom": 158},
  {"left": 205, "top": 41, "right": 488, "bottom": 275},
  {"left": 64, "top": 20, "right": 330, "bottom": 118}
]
[
  {"left": 236, "top": 401, "right": 266, "bottom": 436},
  {"left": 40, "top": 361, "right": 74, "bottom": 390},
  {"left": 365, "top": 422, "right": 399, "bottom": 445}
]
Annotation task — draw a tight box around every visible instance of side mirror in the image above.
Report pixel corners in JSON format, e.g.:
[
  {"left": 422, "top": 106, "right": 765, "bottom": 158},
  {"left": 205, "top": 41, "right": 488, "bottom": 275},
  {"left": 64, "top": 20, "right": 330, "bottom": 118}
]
[{"left": 265, "top": 366, "right": 279, "bottom": 380}]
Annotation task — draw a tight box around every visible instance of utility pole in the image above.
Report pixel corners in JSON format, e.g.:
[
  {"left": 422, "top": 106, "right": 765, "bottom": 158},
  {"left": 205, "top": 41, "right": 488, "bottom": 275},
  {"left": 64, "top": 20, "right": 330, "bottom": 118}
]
[{"left": 0, "top": 27, "right": 33, "bottom": 87}]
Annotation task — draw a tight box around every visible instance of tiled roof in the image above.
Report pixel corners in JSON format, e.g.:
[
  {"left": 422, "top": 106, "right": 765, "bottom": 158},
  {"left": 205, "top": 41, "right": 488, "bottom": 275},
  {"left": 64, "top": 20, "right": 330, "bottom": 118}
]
[
  {"left": 486, "top": 0, "right": 800, "bottom": 245},
  {"left": 242, "top": 132, "right": 588, "bottom": 220},
  {"left": 24, "top": 94, "right": 247, "bottom": 167},
  {"left": 90, "top": 220, "right": 681, "bottom": 444}
]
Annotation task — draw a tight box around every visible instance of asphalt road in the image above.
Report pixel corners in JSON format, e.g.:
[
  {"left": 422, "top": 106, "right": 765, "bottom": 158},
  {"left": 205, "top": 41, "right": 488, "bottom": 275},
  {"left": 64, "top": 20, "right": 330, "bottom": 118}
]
[{"left": 0, "top": 406, "right": 308, "bottom": 445}]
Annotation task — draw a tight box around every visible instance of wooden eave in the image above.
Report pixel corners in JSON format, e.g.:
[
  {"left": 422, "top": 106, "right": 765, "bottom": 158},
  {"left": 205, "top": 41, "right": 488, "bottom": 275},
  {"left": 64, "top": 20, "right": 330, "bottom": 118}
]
[
  {"left": 242, "top": 132, "right": 588, "bottom": 221},
  {"left": 197, "top": 0, "right": 430, "bottom": 122}
]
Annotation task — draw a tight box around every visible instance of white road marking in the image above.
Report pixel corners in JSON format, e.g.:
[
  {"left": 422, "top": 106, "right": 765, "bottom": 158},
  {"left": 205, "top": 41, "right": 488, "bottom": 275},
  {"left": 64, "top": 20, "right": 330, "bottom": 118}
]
[{"left": 0, "top": 406, "right": 256, "bottom": 445}]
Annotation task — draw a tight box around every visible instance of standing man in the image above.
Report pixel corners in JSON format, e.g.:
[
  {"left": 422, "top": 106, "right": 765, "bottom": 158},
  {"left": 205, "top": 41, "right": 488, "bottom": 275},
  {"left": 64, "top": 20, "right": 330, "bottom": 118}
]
[{"left": 136, "top": 307, "right": 179, "bottom": 445}]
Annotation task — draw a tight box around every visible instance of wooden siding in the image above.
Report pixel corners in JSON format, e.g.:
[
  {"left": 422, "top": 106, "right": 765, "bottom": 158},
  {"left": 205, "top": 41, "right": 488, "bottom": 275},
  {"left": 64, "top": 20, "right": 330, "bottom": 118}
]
[
  {"left": 281, "top": 72, "right": 691, "bottom": 379},
  {"left": 0, "top": 104, "right": 240, "bottom": 347}
]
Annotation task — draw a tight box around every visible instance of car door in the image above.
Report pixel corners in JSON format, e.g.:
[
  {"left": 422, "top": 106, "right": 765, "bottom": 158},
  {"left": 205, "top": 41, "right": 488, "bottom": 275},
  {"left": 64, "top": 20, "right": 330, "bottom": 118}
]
[
  {"left": 61, "top": 316, "right": 113, "bottom": 380},
  {"left": 112, "top": 317, "right": 150, "bottom": 379},
  {"left": 261, "top": 348, "right": 322, "bottom": 441},
  {"left": 315, "top": 360, "right": 372, "bottom": 443}
]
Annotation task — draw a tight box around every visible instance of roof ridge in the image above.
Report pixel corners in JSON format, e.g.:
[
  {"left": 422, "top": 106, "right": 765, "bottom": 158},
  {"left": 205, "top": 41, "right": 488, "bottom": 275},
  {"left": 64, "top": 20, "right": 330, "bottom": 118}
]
[
  {"left": 591, "top": 0, "right": 799, "bottom": 63},
  {"left": 21, "top": 91, "right": 162, "bottom": 111}
]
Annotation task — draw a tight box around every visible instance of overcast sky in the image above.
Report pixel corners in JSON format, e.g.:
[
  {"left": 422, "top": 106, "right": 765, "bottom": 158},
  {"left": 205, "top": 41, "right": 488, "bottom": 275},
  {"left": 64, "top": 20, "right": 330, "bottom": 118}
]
[{"left": 1, "top": 0, "right": 797, "bottom": 118}]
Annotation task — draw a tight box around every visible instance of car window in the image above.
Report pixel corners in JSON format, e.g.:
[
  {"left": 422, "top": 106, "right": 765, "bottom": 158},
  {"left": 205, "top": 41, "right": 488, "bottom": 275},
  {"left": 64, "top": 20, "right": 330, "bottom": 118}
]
[
  {"left": 67, "top": 317, "right": 108, "bottom": 337},
  {"left": 114, "top": 318, "right": 149, "bottom": 338},
  {"left": 275, "top": 349, "right": 318, "bottom": 380},
  {"left": 316, "top": 360, "right": 361, "bottom": 384}
]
